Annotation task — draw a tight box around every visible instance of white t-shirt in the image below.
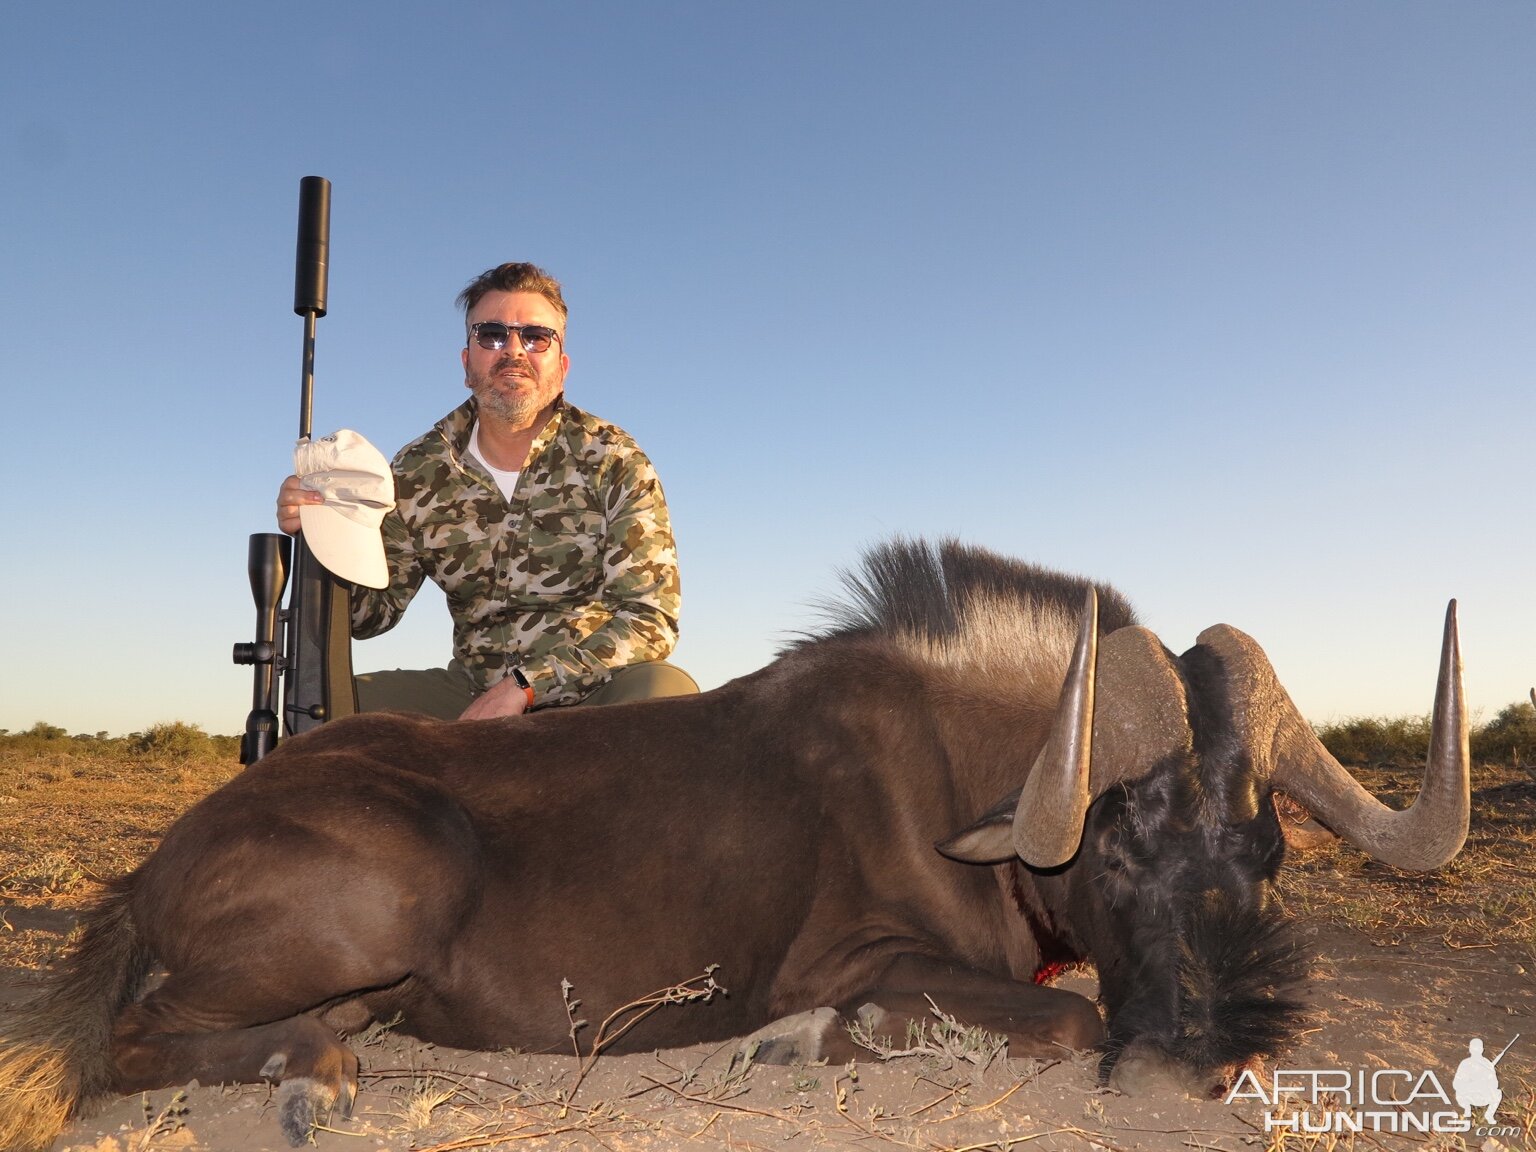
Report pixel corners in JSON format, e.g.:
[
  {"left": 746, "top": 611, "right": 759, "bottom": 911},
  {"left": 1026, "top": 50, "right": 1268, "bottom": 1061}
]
[{"left": 468, "top": 421, "right": 521, "bottom": 501}]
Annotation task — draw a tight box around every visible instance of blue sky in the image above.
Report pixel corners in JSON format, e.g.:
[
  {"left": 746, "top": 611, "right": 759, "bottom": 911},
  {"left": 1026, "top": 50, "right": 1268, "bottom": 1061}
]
[{"left": 2, "top": 3, "right": 1532, "bottom": 736}]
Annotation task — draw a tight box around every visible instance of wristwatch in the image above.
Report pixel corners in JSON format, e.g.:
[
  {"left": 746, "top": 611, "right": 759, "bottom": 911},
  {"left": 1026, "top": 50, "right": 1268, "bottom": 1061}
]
[{"left": 509, "top": 666, "right": 535, "bottom": 710}]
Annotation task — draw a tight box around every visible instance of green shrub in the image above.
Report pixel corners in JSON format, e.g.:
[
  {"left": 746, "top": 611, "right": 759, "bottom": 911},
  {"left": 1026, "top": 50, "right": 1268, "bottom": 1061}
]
[
  {"left": 1316, "top": 700, "right": 1536, "bottom": 768},
  {"left": 128, "top": 722, "right": 217, "bottom": 761},
  {"left": 0, "top": 722, "right": 75, "bottom": 758},
  {"left": 208, "top": 733, "right": 241, "bottom": 759},
  {"left": 1314, "top": 715, "right": 1433, "bottom": 767},
  {"left": 1471, "top": 701, "right": 1536, "bottom": 766},
  {"left": 0, "top": 723, "right": 239, "bottom": 764}
]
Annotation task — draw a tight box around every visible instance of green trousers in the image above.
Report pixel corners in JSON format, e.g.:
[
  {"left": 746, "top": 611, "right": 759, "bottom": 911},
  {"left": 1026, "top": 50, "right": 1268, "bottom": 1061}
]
[{"left": 354, "top": 660, "right": 699, "bottom": 720}]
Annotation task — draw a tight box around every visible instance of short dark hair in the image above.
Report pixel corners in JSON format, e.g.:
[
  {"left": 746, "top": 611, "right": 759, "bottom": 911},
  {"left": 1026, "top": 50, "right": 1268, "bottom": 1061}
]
[{"left": 456, "top": 263, "right": 568, "bottom": 324}]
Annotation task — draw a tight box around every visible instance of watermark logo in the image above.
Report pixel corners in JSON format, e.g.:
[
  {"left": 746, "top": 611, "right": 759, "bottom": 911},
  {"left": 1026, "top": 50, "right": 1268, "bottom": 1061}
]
[
  {"left": 1225, "top": 1034, "right": 1521, "bottom": 1138},
  {"left": 1455, "top": 1036, "right": 1508, "bottom": 1123}
]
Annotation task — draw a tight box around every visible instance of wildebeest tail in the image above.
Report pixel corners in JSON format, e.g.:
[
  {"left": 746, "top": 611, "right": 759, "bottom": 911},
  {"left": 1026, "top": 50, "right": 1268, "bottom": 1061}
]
[{"left": 0, "top": 878, "right": 150, "bottom": 1152}]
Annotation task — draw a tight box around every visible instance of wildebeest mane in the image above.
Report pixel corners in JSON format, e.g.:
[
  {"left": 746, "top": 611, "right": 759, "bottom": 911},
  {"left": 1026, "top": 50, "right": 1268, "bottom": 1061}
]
[{"left": 790, "top": 538, "right": 1137, "bottom": 653}]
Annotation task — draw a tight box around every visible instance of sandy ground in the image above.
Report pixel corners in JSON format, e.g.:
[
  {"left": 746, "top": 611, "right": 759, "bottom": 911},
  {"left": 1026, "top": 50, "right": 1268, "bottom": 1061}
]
[{"left": 5, "top": 915, "right": 1530, "bottom": 1152}]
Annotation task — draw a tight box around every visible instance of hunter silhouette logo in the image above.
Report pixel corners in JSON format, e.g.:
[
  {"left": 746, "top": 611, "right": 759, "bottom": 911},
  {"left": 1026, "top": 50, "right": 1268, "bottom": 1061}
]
[
  {"left": 1454, "top": 1034, "right": 1517, "bottom": 1123},
  {"left": 1226, "top": 1033, "right": 1523, "bottom": 1136}
]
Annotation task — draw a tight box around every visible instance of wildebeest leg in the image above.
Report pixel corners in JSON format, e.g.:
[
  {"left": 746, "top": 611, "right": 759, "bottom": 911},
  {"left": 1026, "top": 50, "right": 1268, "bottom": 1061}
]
[
  {"left": 111, "top": 974, "right": 359, "bottom": 1148},
  {"left": 748, "top": 956, "right": 1103, "bottom": 1066},
  {"left": 318, "top": 996, "right": 376, "bottom": 1035}
]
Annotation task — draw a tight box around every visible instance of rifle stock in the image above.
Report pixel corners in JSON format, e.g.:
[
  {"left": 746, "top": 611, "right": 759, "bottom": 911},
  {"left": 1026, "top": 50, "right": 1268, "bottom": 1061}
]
[{"left": 234, "top": 176, "right": 357, "bottom": 765}]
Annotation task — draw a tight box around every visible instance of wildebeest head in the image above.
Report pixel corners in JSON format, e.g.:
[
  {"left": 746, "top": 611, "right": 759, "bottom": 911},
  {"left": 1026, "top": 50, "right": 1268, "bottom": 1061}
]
[{"left": 941, "top": 590, "right": 1470, "bottom": 1095}]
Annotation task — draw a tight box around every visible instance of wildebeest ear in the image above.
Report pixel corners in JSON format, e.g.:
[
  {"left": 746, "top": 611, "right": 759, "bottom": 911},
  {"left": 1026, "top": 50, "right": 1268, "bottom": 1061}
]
[{"left": 936, "top": 789, "right": 1020, "bottom": 865}]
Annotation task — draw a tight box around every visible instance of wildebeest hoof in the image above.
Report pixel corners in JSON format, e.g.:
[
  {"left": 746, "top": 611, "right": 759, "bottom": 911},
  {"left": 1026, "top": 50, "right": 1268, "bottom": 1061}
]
[
  {"left": 1107, "top": 1043, "right": 1223, "bottom": 1098},
  {"left": 737, "top": 1006, "right": 841, "bottom": 1065},
  {"left": 276, "top": 1077, "right": 337, "bottom": 1147},
  {"left": 853, "top": 1002, "right": 890, "bottom": 1031}
]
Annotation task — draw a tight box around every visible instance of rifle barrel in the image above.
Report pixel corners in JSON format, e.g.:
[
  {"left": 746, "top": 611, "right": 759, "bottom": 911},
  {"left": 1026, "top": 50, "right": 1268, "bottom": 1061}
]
[
  {"left": 293, "top": 176, "right": 330, "bottom": 317},
  {"left": 1492, "top": 1033, "right": 1520, "bottom": 1066},
  {"left": 293, "top": 176, "right": 330, "bottom": 440}
]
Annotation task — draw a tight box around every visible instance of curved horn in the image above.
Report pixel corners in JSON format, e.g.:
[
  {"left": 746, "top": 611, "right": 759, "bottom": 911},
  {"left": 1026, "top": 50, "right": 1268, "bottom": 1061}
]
[
  {"left": 1012, "top": 588, "right": 1097, "bottom": 867},
  {"left": 1198, "top": 601, "right": 1469, "bottom": 871},
  {"left": 1011, "top": 591, "right": 1193, "bottom": 867}
]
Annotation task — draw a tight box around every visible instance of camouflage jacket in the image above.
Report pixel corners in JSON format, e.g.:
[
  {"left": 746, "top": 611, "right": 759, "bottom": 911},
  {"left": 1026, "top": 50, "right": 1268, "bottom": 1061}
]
[{"left": 350, "top": 397, "right": 681, "bottom": 707}]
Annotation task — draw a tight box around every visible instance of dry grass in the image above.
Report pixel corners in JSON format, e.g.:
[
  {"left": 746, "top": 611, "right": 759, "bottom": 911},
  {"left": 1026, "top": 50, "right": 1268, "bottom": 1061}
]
[
  {"left": 0, "top": 747, "right": 238, "bottom": 899},
  {"left": 1276, "top": 761, "right": 1536, "bottom": 964},
  {"left": 0, "top": 741, "right": 238, "bottom": 969}
]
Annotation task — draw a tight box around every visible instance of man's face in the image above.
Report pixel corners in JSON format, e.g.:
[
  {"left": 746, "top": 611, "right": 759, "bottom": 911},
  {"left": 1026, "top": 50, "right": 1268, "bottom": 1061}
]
[{"left": 462, "top": 290, "right": 570, "bottom": 428}]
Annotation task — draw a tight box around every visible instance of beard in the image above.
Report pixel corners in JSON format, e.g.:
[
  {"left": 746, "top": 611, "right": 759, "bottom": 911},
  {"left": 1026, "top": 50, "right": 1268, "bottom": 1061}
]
[{"left": 467, "top": 356, "right": 562, "bottom": 426}]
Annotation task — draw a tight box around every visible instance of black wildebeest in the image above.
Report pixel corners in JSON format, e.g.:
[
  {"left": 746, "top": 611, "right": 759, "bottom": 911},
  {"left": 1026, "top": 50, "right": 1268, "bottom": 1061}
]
[{"left": 0, "top": 541, "right": 1470, "bottom": 1149}]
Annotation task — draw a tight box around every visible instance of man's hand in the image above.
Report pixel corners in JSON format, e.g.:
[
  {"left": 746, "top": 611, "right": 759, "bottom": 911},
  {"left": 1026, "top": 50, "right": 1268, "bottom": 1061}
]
[
  {"left": 277, "top": 474, "right": 324, "bottom": 535},
  {"left": 459, "top": 677, "right": 530, "bottom": 721}
]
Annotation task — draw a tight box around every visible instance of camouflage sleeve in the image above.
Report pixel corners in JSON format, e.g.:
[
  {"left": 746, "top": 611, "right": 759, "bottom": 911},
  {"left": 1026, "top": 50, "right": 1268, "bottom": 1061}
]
[
  {"left": 522, "top": 447, "right": 681, "bottom": 706},
  {"left": 348, "top": 507, "right": 427, "bottom": 639}
]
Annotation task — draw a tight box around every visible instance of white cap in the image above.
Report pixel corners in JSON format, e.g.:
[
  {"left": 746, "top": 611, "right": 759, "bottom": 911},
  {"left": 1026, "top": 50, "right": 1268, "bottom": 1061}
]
[{"left": 294, "top": 429, "right": 395, "bottom": 589}]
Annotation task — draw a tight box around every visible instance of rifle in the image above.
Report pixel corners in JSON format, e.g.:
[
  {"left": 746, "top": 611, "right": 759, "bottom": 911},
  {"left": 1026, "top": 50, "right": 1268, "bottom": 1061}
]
[
  {"left": 233, "top": 176, "right": 358, "bottom": 764},
  {"left": 1491, "top": 1034, "right": 1520, "bottom": 1066}
]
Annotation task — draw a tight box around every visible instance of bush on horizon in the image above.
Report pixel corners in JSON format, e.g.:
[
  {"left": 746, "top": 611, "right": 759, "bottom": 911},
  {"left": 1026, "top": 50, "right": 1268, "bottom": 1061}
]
[
  {"left": 1469, "top": 700, "right": 1536, "bottom": 765},
  {"left": 4, "top": 703, "right": 1535, "bottom": 770},
  {"left": 1316, "top": 699, "right": 1536, "bottom": 768},
  {"left": 0, "top": 720, "right": 240, "bottom": 762}
]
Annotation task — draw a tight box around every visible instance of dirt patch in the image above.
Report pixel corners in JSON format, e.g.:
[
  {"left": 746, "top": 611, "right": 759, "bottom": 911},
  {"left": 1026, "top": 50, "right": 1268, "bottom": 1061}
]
[{"left": 3, "top": 754, "right": 1533, "bottom": 1151}]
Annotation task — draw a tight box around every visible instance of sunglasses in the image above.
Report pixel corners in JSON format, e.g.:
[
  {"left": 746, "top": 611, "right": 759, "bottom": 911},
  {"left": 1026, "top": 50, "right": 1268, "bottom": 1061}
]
[{"left": 469, "top": 322, "right": 563, "bottom": 354}]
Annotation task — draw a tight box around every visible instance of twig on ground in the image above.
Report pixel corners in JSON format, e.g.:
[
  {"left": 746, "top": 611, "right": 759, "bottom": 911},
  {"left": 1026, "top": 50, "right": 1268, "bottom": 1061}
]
[
  {"left": 133, "top": 1090, "right": 188, "bottom": 1152},
  {"left": 636, "top": 1072, "right": 794, "bottom": 1122},
  {"left": 558, "top": 965, "right": 725, "bottom": 1114},
  {"left": 310, "top": 1122, "right": 370, "bottom": 1138},
  {"left": 849, "top": 994, "right": 1009, "bottom": 1081},
  {"left": 415, "top": 1124, "right": 589, "bottom": 1152},
  {"left": 940, "top": 1128, "right": 1134, "bottom": 1152}
]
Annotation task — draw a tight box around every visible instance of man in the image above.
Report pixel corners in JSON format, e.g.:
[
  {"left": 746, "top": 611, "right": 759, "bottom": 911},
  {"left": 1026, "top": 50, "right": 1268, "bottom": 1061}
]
[{"left": 277, "top": 262, "right": 694, "bottom": 720}]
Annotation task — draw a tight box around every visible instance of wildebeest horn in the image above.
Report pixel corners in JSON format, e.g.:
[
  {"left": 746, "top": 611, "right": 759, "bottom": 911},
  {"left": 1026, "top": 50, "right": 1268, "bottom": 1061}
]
[
  {"left": 1011, "top": 592, "right": 1194, "bottom": 868},
  {"left": 1011, "top": 589, "right": 1097, "bottom": 867},
  {"left": 1196, "top": 601, "right": 1469, "bottom": 871}
]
